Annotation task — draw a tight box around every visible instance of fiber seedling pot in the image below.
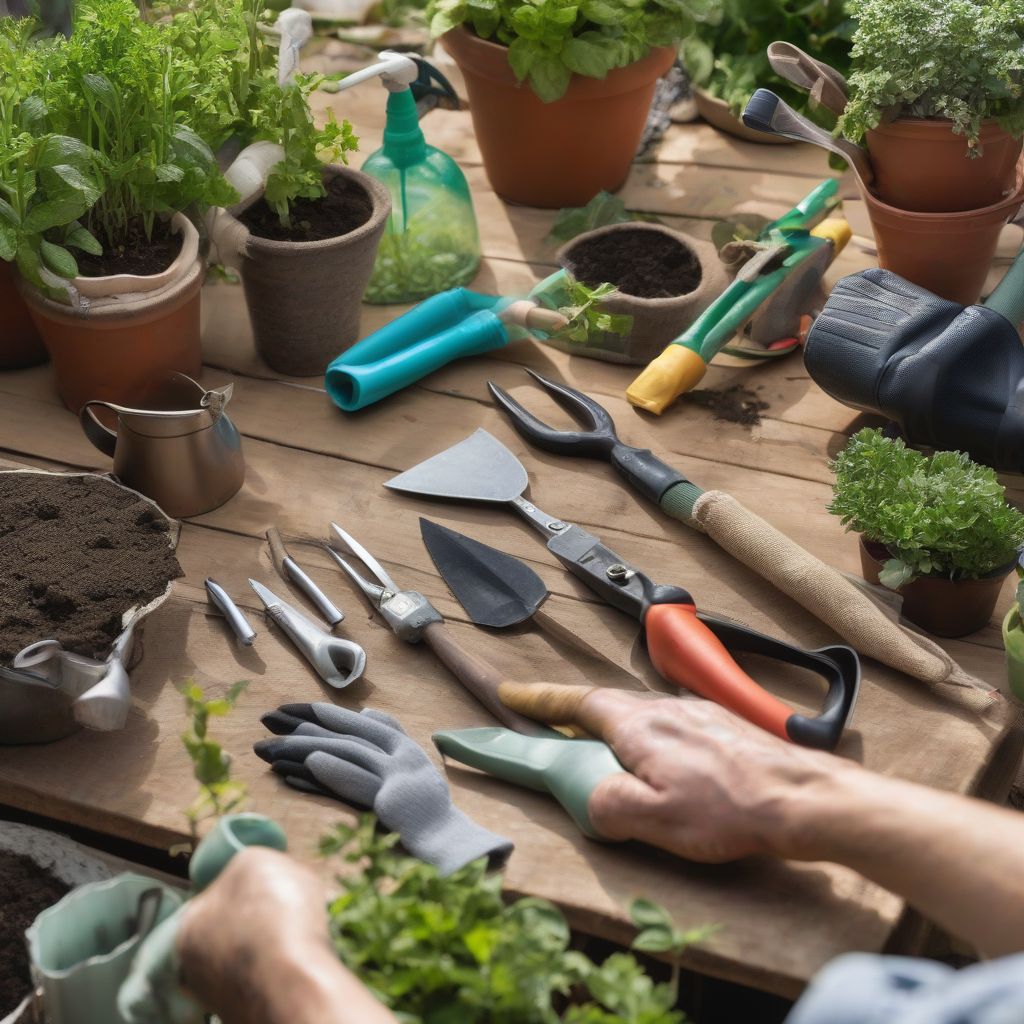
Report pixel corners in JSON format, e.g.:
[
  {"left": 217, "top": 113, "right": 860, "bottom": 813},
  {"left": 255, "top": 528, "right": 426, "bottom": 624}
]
[
  {"left": 224, "top": 165, "right": 390, "bottom": 377},
  {"left": 19, "top": 214, "right": 203, "bottom": 413},
  {"left": 554, "top": 222, "right": 728, "bottom": 364},
  {"left": 0, "top": 263, "right": 47, "bottom": 371},
  {"left": 857, "top": 163, "right": 1024, "bottom": 306},
  {"left": 442, "top": 27, "right": 675, "bottom": 208},
  {"left": 866, "top": 118, "right": 1023, "bottom": 213},
  {"left": 859, "top": 537, "right": 1011, "bottom": 638}
]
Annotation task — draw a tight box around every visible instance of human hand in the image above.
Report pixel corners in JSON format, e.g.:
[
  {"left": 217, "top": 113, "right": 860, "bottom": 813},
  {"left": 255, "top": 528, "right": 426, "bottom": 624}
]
[{"left": 499, "top": 683, "right": 859, "bottom": 863}]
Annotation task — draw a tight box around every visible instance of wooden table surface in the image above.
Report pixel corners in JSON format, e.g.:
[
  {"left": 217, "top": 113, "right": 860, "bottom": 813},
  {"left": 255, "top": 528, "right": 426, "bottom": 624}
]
[{"left": 1, "top": 70, "right": 1022, "bottom": 999}]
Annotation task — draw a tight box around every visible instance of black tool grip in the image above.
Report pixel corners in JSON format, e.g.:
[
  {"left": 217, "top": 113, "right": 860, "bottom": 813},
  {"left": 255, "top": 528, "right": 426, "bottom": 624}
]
[{"left": 609, "top": 443, "right": 687, "bottom": 503}]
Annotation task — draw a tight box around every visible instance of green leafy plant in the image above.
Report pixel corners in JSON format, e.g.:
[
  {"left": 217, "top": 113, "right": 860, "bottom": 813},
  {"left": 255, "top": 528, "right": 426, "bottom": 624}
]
[
  {"left": 553, "top": 278, "right": 633, "bottom": 343},
  {"left": 426, "top": 0, "right": 704, "bottom": 103},
  {"left": 321, "top": 815, "right": 711, "bottom": 1022},
  {"left": 837, "top": 0, "right": 1024, "bottom": 151},
  {"left": 545, "top": 191, "right": 660, "bottom": 246},
  {"left": 180, "top": 678, "right": 250, "bottom": 841},
  {"left": 828, "top": 428, "right": 1024, "bottom": 589},
  {"left": 681, "top": 0, "right": 852, "bottom": 121}
]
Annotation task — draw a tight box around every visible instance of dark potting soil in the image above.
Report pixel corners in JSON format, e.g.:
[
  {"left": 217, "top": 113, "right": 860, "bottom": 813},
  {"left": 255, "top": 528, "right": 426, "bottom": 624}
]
[
  {"left": 567, "top": 228, "right": 703, "bottom": 299},
  {"left": 682, "top": 385, "right": 770, "bottom": 427},
  {"left": 76, "top": 218, "right": 183, "bottom": 278},
  {"left": 238, "top": 173, "right": 374, "bottom": 242},
  {"left": 0, "top": 474, "right": 183, "bottom": 664},
  {"left": 0, "top": 851, "right": 69, "bottom": 1018}
]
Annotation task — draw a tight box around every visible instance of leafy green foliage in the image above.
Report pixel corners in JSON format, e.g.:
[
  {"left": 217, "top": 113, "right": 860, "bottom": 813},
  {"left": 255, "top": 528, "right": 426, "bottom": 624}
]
[
  {"left": 545, "top": 191, "right": 660, "bottom": 246},
  {"left": 322, "top": 815, "right": 709, "bottom": 1022},
  {"left": 180, "top": 679, "right": 250, "bottom": 838},
  {"left": 365, "top": 225, "right": 478, "bottom": 303},
  {"left": 680, "top": 0, "right": 852, "bottom": 121},
  {"left": 838, "top": 0, "right": 1024, "bottom": 150},
  {"left": 426, "top": 0, "right": 705, "bottom": 102},
  {"left": 828, "top": 428, "right": 1024, "bottom": 587},
  {"left": 553, "top": 278, "right": 633, "bottom": 343}
]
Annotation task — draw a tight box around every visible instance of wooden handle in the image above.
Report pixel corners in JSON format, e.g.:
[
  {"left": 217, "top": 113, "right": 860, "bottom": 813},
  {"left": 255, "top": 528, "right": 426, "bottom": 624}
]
[{"left": 422, "top": 622, "right": 550, "bottom": 736}]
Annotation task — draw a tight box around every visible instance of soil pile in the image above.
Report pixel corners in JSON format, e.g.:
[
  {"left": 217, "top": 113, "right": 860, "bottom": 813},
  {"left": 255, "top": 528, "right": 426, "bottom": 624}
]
[
  {"left": 239, "top": 174, "right": 374, "bottom": 242},
  {"left": 0, "top": 851, "right": 69, "bottom": 1017},
  {"left": 77, "top": 219, "right": 183, "bottom": 278},
  {"left": 682, "top": 385, "right": 770, "bottom": 426},
  {"left": 567, "top": 228, "right": 703, "bottom": 298},
  {"left": 0, "top": 474, "right": 182, "bottom": 664}
]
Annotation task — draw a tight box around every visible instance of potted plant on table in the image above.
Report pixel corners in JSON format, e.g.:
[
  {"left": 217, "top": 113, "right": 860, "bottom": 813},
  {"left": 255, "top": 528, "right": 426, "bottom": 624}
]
[
  {"left": 828, "top": 428, "right": 1024, "bottom": 637},
  {"left": 425, "top": 0, "right": 700, "bottom": 208}
]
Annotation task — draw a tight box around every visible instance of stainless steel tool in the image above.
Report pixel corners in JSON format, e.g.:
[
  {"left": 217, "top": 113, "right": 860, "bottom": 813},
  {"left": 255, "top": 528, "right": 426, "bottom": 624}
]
[
  {"left": 204, "top": 578, "right": 257, "bottom": 647},
  {"left": 249, "top": 579, "right": 365, "bottom": 688},
  {"left": 766, "top": 42, "right": 849, "bottom": 115},
  {"left": 266, "top": 527, "right": 344, "bottom": 626}
]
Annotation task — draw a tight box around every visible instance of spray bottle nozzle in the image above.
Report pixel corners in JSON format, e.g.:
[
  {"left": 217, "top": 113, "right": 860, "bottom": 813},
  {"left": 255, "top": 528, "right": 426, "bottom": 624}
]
[{"left": 333, "top": 50, "right": 420, "bottom": 94}]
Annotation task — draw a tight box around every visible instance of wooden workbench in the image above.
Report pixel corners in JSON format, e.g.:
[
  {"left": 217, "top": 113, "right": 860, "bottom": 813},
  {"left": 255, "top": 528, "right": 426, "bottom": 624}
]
[{"left": 1, "top": 73, "right": 1022, "bottom": 999}]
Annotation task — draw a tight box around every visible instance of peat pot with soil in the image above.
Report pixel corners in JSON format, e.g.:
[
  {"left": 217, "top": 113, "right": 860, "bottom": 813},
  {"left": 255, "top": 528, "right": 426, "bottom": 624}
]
[
  {"left": 828, "top": 429, "right": 1024, "bottom": 638},
  {"left": 554, "top": 223, "right": 728, "bottom": 364},
  {"left": 215, "top": 165, "right": 391, "bottom": 376}
]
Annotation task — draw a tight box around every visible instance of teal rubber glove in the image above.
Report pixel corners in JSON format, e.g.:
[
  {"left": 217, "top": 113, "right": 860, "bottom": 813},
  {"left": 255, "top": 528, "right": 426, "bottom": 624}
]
[
  {"left": 117, "top": 814, "right": 287, "bottom": 1024},
  {"left": 432, "top": 727, "right": 625, "bottom": 840}
]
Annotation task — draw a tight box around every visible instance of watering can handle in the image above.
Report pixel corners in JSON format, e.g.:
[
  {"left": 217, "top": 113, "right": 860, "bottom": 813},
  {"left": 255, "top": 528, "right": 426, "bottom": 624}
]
[{"left": 80, "top": 401, "right": 121, "bottom": 458}]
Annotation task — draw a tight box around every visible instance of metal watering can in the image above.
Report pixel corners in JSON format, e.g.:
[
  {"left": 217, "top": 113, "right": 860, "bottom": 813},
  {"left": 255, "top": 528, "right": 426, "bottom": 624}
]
[{"left": 80, "top": 374, "right": 245, "bottom": 519}]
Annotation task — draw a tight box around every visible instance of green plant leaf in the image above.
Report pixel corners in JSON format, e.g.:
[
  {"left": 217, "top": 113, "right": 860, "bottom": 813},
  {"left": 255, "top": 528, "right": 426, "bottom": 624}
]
[
  {"left": 0, "top": 223, "right": 17, "bottom": 262},
  {"left": 15, "top": 242, "right": 44, "bottom": 288},
  {"left": 529, "top": 55, "right": 574, "bottom": 103},
  {"left": 66, "top": 226, "right": 103, "bottom": 255},
  {"left": 630, "top": 897, "right": 673, "bottom": 928},
  {"left": 879, "top": 558, "right": 915, "bottom": 591},
  {"left": 22, "top": 196, "right": 89, "bottom": 234},
  {"left": 39, "top": 240, "right": 78, "bottom": 279},
  {"left": 562, "top": 33, "right": 614, "bottom": 78},
  {"left": 34, "top": 135, "right": 95, "bottom": 170}
]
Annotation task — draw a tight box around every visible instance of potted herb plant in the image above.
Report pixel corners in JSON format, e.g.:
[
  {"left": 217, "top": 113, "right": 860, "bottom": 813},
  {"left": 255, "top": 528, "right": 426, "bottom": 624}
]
[
  {"left": 828, "top": 428, "right": 1024, "bottom": 637},
  {"left": 838, "top": 0, "right": 1024, "bottom": 213},
  {"left": 425, "top": 0, "right": 697, "bottom": 208}
]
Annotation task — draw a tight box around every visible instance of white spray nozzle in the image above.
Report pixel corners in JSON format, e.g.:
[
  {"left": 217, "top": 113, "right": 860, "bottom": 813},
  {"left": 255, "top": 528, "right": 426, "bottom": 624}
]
[
  {"left": 276, "top": 8, "right": 314, "bottom": 86},
  {"left": 333, "top": 50, "right": 419, "bottom": 94}
]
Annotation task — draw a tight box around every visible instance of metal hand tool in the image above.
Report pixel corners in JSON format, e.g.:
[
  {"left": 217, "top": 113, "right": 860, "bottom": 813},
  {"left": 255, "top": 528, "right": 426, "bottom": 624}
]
[
  {"left": 204, "top": 578, "right": 257, "bottom": 647},
  {"left": 386, "top": 431, "right": 859, "bottom": 750},
  {"left": 766, "top": 42, "right": 849, "bottom": 116},
  {"left": 324, "top": 523, "right": 550, "bottom": 736},
  {"left": 266, "top": 527, "right": 344, "bottom": 626},
  {"left": 249, "top": 579, "right": 365, "bottom": 688}
]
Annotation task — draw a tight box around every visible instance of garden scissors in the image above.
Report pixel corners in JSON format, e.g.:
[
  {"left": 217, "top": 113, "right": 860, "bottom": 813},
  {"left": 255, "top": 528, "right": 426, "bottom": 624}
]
[{"left": 248, "top": 579, "right": 365, "bottom": 688}]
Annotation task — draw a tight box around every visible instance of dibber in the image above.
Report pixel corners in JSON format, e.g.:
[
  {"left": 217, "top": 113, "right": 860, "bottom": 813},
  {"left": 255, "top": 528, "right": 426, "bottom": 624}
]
[{"left": 204, "top": 577, "right": 257, "bottom": 647}]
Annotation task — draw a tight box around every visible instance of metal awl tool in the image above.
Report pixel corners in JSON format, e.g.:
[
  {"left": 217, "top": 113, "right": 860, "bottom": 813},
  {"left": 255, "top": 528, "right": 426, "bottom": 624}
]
[
  {"left": 249, "top": 579, "right": 365, "bottom": 688},
  {"left": 204, "top": 577, "right": 257, "bottom": 646},
  {"left": 266, "top": 526, "right": 344, "bottom": 626}
]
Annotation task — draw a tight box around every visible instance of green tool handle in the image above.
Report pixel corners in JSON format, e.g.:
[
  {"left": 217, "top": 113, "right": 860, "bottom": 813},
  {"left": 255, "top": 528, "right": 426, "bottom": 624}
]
[
  {"left": 984, "top": 244, "right": 1024, "bottom": 324},
  {"left": 765, "top": 179, "right": 838, "bottom": 234}
]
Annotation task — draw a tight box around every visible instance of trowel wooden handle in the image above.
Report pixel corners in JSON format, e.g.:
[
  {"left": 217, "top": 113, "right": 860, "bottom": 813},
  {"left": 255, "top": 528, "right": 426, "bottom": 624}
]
[{"left": 422, "top": 622, "right": 549, "bottom": 736}]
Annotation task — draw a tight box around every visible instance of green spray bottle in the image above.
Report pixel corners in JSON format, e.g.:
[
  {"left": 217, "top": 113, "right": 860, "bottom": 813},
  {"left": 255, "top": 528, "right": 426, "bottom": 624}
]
[{"left": 334, "top": 51, "right": 481, "bottom": 305}]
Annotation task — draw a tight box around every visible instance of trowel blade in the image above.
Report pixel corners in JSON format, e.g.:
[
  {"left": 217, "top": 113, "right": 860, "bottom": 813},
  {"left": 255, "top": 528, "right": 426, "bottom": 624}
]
[
  {"left": 420, "top": 518, "right": 549, "bottom": 628},
  {"left": 385, "top": 429, "right": 529, "bottom": 505}
]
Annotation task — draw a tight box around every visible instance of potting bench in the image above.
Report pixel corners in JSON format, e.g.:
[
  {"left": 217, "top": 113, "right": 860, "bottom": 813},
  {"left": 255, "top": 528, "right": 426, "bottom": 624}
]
[{"left": 1, "top": 69, "right": 1022, "bottom": 1001}]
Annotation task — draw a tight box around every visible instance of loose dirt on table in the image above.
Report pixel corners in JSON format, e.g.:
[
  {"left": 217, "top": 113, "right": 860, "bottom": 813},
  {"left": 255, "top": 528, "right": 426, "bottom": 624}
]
[
  {"left": 682, "top": 385, "right": 770, "bottom": 426},
  {"left": 567, "top": 227, "right": 703, "bottom": 298},
  {"left": 0, "top": 474, "right": 182, "bottom": 664},
  {"left": 77, "top": 218, "right": 183, "bottom": 278},
  {"left": 0, "top": 851, "right": 69, "bottom": 1018},
  {"left": 239, "top": 173, "right": 374, "bottom": 242}
]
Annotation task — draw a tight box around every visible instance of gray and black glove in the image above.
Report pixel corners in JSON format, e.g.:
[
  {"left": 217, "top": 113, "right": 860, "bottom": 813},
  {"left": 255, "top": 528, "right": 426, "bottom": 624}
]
[{"left": 254, "top": 702, "right": 513, "bottom": 876}]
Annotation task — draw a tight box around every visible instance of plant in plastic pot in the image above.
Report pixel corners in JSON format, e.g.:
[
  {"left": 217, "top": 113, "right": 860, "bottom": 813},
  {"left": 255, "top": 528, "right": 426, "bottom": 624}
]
[
  {"left": 425, "top": 0, "right": 701, "bottom": 207},
  {"left": 828, "top": 428, "right": 1024, "bottom": 637},
  {"left": 838, "top": 0, "right": 1024, "bottom": 213},
  {"left": 8, "top": 0, "right": 238, "bottom": 413}
]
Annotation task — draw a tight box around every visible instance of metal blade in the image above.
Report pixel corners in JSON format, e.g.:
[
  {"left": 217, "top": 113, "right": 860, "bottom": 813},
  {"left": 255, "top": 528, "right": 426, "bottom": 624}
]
[
  {"left": 420, "top": 518, "right": 548, "bottom": 629},
  {"left": 385, "top": 429, "right": 528, "bottom": 505}
]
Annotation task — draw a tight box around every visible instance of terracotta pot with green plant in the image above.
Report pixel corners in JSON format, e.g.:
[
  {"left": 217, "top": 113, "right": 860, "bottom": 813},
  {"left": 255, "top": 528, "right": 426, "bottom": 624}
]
[
  {"left": 426, "top": 0, "right": 697, "bottom": 207},
  {"left": 828, "top": 428, "right": 1024, "bottom": 638},
  {"left": 839, "top": 0, "right": 1024, "bottom": 214}
]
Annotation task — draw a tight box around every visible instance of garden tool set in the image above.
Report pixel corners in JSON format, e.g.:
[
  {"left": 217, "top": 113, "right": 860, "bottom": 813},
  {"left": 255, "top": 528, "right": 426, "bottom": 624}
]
[
  {"left": 386, "top": 428, "right": 860, "bottom": 750},
  {"left": 626, "top": 180, "right": 851, "bottom": 414},
  {"left": 804, "top": 244, "right": 1024, "bottom": 470}
]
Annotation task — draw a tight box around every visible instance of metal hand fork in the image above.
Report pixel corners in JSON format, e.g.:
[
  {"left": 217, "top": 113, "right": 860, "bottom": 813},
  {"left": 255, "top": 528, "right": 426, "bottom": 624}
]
[{"left": 249, "top": 579, "right": 366, "bottom": 688}]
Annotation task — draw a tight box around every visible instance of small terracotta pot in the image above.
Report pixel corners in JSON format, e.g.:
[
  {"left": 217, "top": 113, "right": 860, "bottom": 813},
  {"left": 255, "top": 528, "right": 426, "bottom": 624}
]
[
  {"left": 0, "top": 260, "right": 48, "bottom": 370},
  {"left": 857, "top": 163, "right": 1024, "bottom": 306},
  {"left": 694, "top": 88, "right": 793, "bottom": 146},
  {"left": 218, "top": 165, "right": 390, "bottom": 377},
  {"left": 859, "top": 537, "right": 1012, "bottom": 637},
  {"left": 443, "top": 27, "right": 675, "bottom": 208},
  {"left": 552, "top": 222, "right": 729, "bottom": 364},
  {"left": 19, "top": 214, "right": 203, "bottom": 412},
  {"left": 866, "top": 118, "right": 1023, "bottom": 213}
]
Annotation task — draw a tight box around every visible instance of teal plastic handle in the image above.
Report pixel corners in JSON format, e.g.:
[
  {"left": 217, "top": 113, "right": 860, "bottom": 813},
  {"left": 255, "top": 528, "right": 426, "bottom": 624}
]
[
  {"left": 326, "top": 309, "right": 511, "bottom": 410},
  {"left": 433, "top": 727, "right": 624, "bottom": 840},
  {"left": 984, "top": 243, "right": 1024, "bottom": 324}
]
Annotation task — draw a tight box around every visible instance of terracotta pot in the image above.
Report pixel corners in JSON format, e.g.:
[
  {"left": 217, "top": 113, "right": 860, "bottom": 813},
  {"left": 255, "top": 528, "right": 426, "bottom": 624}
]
[
  {"left": 857, "top": 163, "right": 1024, "bottom": 306},
  {"left": 19, "top": 214, "right": 203, "bottom": 413},
  {"left": 0, "top": 261, "right": 47, "bottom": 370},
  {"left": 694, "top": 88, "right": 793, "bottom": 146},
  {"left": 866, "top": 118, "right": 1023, "bottom": 213},
  {"left": 216, "top": 165, "right": 390, "bottom": 377},
  {"left": 551, "top": 222, "right": 729, "bottom": 364},
  {"left": 859, "top": 537, "right": 1012, "bottom": 637},
  {"left": 442, "top": 27, "right": 675, "bottom": 208}
]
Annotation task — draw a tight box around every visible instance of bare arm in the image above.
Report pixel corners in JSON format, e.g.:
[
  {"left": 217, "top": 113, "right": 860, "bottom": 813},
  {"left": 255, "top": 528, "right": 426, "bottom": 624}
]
[{"left": 500, "top": 682, "right": 1024, "bottom": 957}]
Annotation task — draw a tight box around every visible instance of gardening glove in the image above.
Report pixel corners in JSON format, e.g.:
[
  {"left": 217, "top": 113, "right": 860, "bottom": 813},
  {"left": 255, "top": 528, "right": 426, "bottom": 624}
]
[{"left": 254, "top": 702, "right": 514, "bottom": 875}]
